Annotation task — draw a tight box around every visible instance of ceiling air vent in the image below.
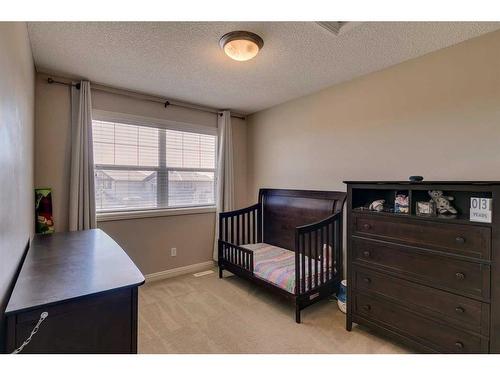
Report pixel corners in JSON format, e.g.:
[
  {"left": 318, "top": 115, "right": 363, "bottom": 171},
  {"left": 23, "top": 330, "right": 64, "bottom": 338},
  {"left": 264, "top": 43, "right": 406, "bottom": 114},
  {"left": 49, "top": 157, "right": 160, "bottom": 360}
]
[
  {"left": 316, "top": 22, "right": 363, "bottom": 36},
  {"left": 316, "top": 22, "right": 349, "bottom": 35}
]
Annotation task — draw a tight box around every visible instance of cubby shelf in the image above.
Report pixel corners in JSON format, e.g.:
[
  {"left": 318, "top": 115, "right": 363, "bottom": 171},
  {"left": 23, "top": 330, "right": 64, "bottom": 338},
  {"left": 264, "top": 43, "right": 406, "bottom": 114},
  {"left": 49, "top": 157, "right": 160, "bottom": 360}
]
[
  {"left": 352, "top": 207, "right": 492, "bottom": 227},
  {"left": 351, "top": 186, "right": 493, "bottom": 227}
]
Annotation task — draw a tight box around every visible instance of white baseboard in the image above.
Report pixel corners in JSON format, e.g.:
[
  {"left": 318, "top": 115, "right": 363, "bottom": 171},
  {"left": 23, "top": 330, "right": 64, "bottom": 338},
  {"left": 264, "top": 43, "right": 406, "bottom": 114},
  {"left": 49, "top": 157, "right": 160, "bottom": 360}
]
[{"left": 145, "top": 260, "right": 216, "bottom": 283}]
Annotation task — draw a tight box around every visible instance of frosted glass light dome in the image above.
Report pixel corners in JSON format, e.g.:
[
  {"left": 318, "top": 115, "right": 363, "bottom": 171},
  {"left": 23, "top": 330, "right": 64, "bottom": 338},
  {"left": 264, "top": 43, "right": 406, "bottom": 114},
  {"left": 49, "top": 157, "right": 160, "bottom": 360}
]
[{"left": 219, "top": 31, "right": 264, "bottom": 62}]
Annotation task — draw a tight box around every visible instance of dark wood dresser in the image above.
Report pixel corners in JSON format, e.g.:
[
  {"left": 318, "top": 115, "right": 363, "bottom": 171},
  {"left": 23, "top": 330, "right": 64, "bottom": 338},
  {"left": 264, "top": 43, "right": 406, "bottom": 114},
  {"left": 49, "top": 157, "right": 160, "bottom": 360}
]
[
  {"left": 5, "top": 229, "right": 145, "bottom": 354},
  {"left": 345, "top": 181, "right": 500, "bottom": 353}
]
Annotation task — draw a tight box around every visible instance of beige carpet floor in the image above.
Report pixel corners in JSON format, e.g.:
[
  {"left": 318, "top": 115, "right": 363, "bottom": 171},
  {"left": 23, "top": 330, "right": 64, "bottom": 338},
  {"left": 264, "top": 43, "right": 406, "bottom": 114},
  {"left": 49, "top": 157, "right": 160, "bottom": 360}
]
[{"left": 138, "top": 268, "right": 411, "bottom": 354}]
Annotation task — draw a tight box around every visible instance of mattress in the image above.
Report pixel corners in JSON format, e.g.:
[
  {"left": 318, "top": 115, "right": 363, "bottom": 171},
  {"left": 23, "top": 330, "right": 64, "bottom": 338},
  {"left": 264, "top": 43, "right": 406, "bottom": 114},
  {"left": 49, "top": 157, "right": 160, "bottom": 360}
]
[{"left": 241, "top": 243, "right": 334, "bottom": 294}]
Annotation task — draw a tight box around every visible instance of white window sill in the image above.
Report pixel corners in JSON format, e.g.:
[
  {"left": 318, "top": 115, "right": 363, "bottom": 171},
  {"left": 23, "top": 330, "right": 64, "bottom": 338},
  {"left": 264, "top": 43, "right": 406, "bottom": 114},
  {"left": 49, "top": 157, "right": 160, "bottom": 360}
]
[{"left": 96, "top": 206, "right": 216, "bottom": 222}]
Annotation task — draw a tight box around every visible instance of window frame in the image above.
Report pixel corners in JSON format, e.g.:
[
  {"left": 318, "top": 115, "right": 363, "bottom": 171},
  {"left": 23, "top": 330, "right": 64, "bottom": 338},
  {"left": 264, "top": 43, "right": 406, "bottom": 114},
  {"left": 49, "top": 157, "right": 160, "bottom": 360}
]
[{"left": 92, "top": 110, "right": 218, "bottom": 220}]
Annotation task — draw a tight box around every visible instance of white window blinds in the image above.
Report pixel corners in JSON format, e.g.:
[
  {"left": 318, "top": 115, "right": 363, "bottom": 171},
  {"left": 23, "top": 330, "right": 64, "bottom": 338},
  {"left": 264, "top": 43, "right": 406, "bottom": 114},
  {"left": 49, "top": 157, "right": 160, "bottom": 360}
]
[{"left": 92, "top": 119, "right": 216, "bottom": 212}]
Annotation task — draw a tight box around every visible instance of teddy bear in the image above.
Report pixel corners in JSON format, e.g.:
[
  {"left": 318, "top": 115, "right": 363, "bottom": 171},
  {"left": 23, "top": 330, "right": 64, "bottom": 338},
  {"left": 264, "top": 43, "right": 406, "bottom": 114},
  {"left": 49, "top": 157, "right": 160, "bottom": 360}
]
[
  {"left": 369, "top": 199, "right": 385, "bottom": 212},
  {"left": 428, "top": 190, "right": 458, "bottom": 215}
]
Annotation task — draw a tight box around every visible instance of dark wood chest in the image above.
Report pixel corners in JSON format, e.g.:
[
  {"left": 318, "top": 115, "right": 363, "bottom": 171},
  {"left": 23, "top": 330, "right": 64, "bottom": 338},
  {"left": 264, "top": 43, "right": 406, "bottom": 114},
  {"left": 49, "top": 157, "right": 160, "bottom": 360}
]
[
  {"left": 5, "top": 229, "right": 145, "bottom": 354},
  {"left": 345, "top": 181, "right": 500, "bottom": 353}
]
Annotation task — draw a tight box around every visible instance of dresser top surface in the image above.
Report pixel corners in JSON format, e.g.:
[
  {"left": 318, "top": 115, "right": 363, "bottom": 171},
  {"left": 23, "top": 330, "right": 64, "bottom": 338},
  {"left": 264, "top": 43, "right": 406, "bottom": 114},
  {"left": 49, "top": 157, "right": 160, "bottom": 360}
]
[
  {"left": 6, "top": 229, "right": 145, "bottom": 315},
  {"left": 344, "top": 181, "right": 500, "bottom": 185}
]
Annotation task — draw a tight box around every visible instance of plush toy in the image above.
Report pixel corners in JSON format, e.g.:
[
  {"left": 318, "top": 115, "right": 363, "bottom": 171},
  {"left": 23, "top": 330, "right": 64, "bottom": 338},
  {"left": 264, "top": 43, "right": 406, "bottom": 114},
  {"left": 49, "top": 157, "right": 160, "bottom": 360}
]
[
  {"left": 428, "top": 190, "right": 458, "bottom": 215},
  {"left": 369, "top": 199, "right": 385, "bottom": 212},
  {"left": 395, "top": 194, "right": 409, "bottom": 213}
]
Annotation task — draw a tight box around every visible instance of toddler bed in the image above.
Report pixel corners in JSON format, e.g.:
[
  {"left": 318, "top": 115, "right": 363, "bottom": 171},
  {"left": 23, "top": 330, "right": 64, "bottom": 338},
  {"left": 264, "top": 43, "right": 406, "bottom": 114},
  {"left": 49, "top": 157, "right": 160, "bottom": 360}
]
[{"left": 218, "top": 188, "right": 346, "bottom": 323}]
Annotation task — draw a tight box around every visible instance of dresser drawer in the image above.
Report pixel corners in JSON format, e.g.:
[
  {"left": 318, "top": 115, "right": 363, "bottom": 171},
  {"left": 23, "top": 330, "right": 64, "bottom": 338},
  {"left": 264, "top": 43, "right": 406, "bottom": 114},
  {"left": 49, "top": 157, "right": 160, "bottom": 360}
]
[
  {"left": 352, "top": 237, "right": 490, "bottom": 299},
  {"left": 353, "top": 214, "right": 491, "bottom": 259},
  {"left": 8, "top": 289, "right": 134, "bottom": 354},
  {"left": 353, "top": 293, "right": 488, "bottom": 353},
  {"left": 353, "top": 266, "right": 489, "bottom": 334}
]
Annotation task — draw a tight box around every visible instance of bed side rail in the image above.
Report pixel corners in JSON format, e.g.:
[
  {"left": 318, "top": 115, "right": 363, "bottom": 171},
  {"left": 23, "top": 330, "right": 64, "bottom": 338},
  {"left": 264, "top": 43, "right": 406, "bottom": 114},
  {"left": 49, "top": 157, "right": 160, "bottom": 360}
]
[
  {"left": 218, "top": 240, "right": 254, "bottom": 273},
  {"left": 294, "top": 211, "right": 343, "bottom": 295},
  {"left": 218, "top": 203, "right": 261, "bottom": 245},
  {"left": 218, "top": 203, "right": 261, "bottom": 273}
]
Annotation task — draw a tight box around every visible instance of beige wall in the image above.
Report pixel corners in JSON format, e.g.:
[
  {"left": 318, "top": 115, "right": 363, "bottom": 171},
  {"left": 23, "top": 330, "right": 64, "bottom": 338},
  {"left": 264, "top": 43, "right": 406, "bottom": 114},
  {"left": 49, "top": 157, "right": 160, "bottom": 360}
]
[
  {"left": 247, "top": 30, "right": 500, "bottom": 201},
  {"left": 98, "top": 212, "right": 216, "bottom": 274},
  {"left": 0, "top": 22, "right": 35, "bottom": 351},
  {"left": 92, "top": 89, "right": 218, "bottom": 128},
  {"left": 35, "top": 74, "right": 72, "bottom": 232},
  {"left": 35, "top": 73, "right": 247, "bottom": 275}
]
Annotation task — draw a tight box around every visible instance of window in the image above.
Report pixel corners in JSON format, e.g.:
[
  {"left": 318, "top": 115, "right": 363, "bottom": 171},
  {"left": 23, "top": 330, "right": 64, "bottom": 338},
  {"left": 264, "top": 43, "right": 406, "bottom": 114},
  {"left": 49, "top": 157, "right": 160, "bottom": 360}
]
[{"left": 92, "top": 119, "right": 217, "bottom": 213}]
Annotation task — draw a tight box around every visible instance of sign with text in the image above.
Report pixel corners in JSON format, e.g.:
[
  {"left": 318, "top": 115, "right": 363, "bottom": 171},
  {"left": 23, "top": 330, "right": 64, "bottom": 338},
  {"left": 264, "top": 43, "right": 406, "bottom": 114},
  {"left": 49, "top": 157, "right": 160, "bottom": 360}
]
[{"left": 470, "top": 197, "right": 492, "bottom": 223}]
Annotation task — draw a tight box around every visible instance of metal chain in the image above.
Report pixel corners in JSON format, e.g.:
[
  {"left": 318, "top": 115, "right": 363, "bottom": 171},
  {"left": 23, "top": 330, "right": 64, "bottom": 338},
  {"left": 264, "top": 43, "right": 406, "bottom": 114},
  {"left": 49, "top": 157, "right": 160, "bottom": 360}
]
[{"left": 11, "top": 312, "right": 49, "bottom": 354}]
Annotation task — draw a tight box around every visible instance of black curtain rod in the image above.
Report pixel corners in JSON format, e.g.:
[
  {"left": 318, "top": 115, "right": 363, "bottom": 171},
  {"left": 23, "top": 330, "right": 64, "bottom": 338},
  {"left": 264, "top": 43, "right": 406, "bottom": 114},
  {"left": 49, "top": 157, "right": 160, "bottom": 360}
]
[
  {"left": 47, "top": 77, "right": 81, "bottom": 90},
  {"left": 46, "top": 77, "right": 245, "bottom": 120}
]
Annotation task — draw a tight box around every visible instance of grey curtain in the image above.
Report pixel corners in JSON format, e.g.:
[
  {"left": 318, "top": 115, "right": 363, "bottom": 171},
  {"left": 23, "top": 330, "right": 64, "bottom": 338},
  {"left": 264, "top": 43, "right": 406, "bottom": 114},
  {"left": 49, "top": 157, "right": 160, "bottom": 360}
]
[
  {"left": 69, "top": 81, "right": 96, "bottom": 231},
  {"left": 213, "top": 110, "right": 235, "bottom": 260}
]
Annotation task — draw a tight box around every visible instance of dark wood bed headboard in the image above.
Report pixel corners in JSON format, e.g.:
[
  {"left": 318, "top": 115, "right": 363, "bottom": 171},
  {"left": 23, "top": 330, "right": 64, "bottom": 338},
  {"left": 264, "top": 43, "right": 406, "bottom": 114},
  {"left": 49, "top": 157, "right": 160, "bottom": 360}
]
[{"left": 258, "top": 188, "right": 346, "bottom": 251}]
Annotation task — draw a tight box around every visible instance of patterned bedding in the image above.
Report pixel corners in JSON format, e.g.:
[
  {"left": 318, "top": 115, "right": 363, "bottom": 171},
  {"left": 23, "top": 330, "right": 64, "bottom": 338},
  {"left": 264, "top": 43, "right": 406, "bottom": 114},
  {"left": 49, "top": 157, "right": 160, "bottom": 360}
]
[{"left": 241, "top": 243, "right": 334, "bottom": 294}]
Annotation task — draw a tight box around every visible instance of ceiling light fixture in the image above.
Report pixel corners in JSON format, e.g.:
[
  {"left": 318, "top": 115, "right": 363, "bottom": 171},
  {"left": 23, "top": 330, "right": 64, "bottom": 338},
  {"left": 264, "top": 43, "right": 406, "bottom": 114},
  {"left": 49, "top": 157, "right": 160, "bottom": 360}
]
[{"left": 219, "top": 31, "right": 264, "bottom": 62}]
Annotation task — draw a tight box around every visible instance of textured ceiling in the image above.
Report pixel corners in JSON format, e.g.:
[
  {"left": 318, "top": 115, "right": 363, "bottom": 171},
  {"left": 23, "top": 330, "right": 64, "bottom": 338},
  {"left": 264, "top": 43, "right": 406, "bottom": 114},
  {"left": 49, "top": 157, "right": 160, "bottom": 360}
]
[{"left": 28, "top": 22, "right": 500, "bottom": 114}]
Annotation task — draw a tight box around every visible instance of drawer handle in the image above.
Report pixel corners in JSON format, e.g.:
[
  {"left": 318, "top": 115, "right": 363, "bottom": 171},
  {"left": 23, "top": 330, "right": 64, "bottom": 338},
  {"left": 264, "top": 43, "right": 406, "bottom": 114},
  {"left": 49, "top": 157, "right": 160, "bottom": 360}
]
[
  {"left": 455, "top": 236, "right": 466, "bottom": 244},
  {"left": 362, "top": 304, "right": 371, "bottom": 312},
  {"left": 455, "top": 341, "right": 464, "bottom": 350},
  {"left": 362, "top": 223, "right": 371, "bottom": 230},
  {"left": 455, "top": 306, "right": 465, "bottom": 314},
  {"left": 455, "top": 272, "right": 466, "bottom": 281},
  {"left": 363, "top": 277, "right": 371, "bottom": 284},
  {"left": 363, "top": 250, "right": 371, "bottom": 258}
]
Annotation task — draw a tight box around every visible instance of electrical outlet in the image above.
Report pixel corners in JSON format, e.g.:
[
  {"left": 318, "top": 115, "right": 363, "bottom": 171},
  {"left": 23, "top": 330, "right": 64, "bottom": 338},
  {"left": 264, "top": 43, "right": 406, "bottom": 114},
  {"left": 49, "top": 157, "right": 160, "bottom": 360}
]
[{"left": 170, "top": 247, "right": 177, "bottom": 257}]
